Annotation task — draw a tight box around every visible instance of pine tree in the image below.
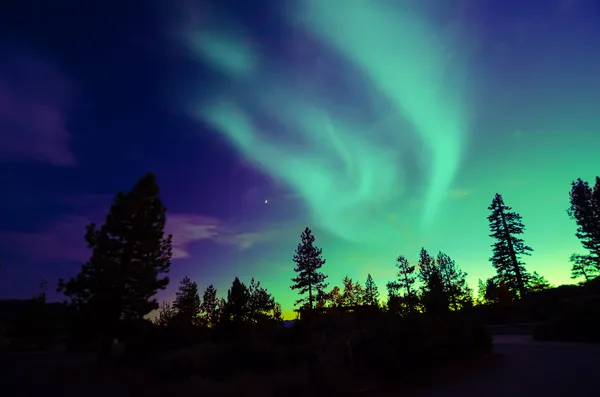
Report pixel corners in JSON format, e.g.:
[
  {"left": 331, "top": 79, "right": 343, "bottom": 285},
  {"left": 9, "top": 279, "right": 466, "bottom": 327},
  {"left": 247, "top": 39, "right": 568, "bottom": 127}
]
[
  {"left": 155, "top": 301, "right": 175, "bottom": 327},
  {"left": 363, "top": 274, "right": 380, "bottom": 307},
  {"left": 247, "top": 278, "right": 275, "bottom": 323},
  {"left": 417, "top": 248, "right": 436, "bottom": 287},
  {"left": 569, "top": 254, "right": 599, "bottom": 282},
  {"left": 273, "top": 302, "right": 283, "bottom": 325},
  {"left": 483, "top": 278, "right": 499, "bottom": 303},
  {"left": 224, "top": 277, "right": 250, "bottom": 322},
  {"left": 568, "top": 178, "right": 600, "bottom": 280},
  {"left": 387, "top": 255, "right": 418, "bottom": 315},
  {"left": 436, "top": 252, "right": 472, "bottom": 310},
  {"left": 290, "top": 227, "right": 328, "bottom": 311},
  {"left": 487, "top": 193, "right": 532, "bottom": 299},
  {"left": 200, "top": 284, "right": 219, "bottom": 327},
  {"left": 527, "top": 271, "right": 552, "bottom": 292},
  {"left": 173, "top": 276, "right": 201, "bottom": 326},
  {"left": 395, "top": 255, "right": 416, "bottom": 298},
  {"left": 327, "top": 285, "right": 343, "bottom": 307},
  {"left": 58, "top": 173, "right": 172, "bottom": 344},
  {"left": 341, "top": 276, "right": 362, "bottom": 306},
  {"left": 422, "top": 270, "right": 449, "bottom": 314}
]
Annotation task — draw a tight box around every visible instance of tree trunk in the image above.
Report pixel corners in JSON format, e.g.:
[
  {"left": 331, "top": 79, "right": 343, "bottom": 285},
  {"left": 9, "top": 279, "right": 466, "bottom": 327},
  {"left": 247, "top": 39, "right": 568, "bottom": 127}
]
[{"left": 500, "top": 209, "right": 526, "bottom": 298}]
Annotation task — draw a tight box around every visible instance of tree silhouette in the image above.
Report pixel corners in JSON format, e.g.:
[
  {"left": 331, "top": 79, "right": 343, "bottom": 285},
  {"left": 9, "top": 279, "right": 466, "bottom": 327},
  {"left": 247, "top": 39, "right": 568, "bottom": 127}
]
[
  {"left": 488, "top": 193, "right": 532, "bottom": 298},
  {"left": 341, "top": 276, "right": 363, "bottom": 306},
  {"left": 417, "top": 248, "right": 436, "bottom": 287},
  {"left": 224, "top": 277, "right": 250, "bottom": 322},
  {"left": 387, "top": 255, "right": 418, "bottom": 315},
  {"left": 247, "top": 278, "right": 275, "bottom": 322},
  {"left": 436, "top": 252, "right": 472, "bottom": 310},
  {"left": 477, "top": 278, "right": 499, "bottom": 304},
  {"left": 422, "top": 268, "right": 449, "bottom": 314},
  {"left": 173, "top": 276, "right": 201, "bottom": 326},
  {"left": 527, "top": 271, "right": 552, "bottom": 292},
  {"left": 497, "top": 281, "right": 513, "bottom": 306},
  {"left": 290, "top": 227, "right": 328, "bottom": 311},
  {"left": 58, "top": 173, "right": 172, "bottom": 346},
  {"left": 569, "top": 254, "right": 599, "bottom": 282},
  {"left": 155, "top": 301, "right": 175, "bottom": 327},
  {"left": 484, "top": 278, "right": 499, "bottom": 303},
  {"left": 200, "top": 284, "right": 219, "bottom": 327},
  {"left": 568, "top": 178, "right": 600, "bottom": 280},
  {"left": 327, "top": 285, "right": 343, "bottom": 308},
  {"left": 272, "top": 302, "right": 283, "bottom": 326},
  {"left": 395, "top": 255, "right": 417, "bottom": 298},
  {"left": 363, "top": 274, "right": 380, "bottom": 307}
]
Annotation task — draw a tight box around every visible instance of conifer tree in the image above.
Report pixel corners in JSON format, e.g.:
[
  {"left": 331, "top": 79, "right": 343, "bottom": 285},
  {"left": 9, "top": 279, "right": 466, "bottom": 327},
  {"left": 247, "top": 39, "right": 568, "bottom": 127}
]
[
  {"left": 173, "top": 276, "right": 201, "bottom": 326},
  {"left": 569, "top": 254, "right": 599, "bottom": 282},
  {"left": 290, "top": 227, "right": 328, "bottom": 311},
  {"left": 483, "top": 278, "right": 499, "bottom": 303},
  {"left": 568, "top": 178, "right": 600, "bottom": 280},
  {"left": 387, "top": 255, "right": 418, "bottom": 314},
  {"left": 200, "top": 284, "right": 219, "bottom": 327},
  {"left": 487, "top": 193, "right": 532, "bottom": 298},
  {"left": 155, "top": 301, "right": 175, "bottom": 327},
  {"left": 527, "top": 271, "right": 552, "bottom": 292},
  {"left": 327, "top": 285, "right": 343, "bottom": 308},
  {"left": 247, "top": 277, "right": 275, "bottom": 323},
  {"left": 436, "top": 252, "right": 472, "bottom": 310},
  {"left": 363, "top": 274, "right": 380, "bottom": 307},
  {"left": 224, "top": 277, "right": 250, "bottom": 322},
  {"left": 417, "top": 248, "right": 436, "bottom": 286},
  {"left": 395, "top": 255, "right": 416, "bottom": 297},
  {"left": 58, "top": 173, "right": 172, "bottom": 345},
  {"left": 341, "top": 276, "right": 363, "bottom": 306},
  {"left": 273, "top": 302, "right": 283, "bottom": 325}
]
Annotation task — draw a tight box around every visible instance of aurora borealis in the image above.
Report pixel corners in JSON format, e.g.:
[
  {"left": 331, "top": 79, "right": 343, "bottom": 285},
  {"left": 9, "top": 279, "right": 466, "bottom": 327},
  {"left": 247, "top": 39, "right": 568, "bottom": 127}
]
[{"left": 1, "top": 0, "right": 599, "bottom": 318}]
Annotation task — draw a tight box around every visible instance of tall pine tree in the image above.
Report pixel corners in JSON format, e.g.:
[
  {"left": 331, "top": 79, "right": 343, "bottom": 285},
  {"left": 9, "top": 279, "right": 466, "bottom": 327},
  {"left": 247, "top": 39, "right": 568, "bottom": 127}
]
[
  {"left": 487, "top": 193, "right": 532, "bottom": 298},
  {"left": 58, "top": 173, "right": 172, "bottom": 344},
  {"left": 568, "top": 177, "right": 600, "bottom": 281},
  {"left": 200, "top": 284, "right": 219, "bottom": 327},
  {"left": 394, "top": 255, "right": 416, "bottom": 297},
  {"left": 387, "top": 255, "right": 418, "bottom": 315},
  {"left": 363, "top": 274, "right": 380, "bottom": 307},
  {"left": 173, "top": 276, "right": 201, "bottom": 326},
  {"left": 224, "top": 277, "right": 250, "bottom": 322},
  {"left": 290, "top": 227, "right": 328, "bottom": 311},
  {"left": 341, "top": 276, "right": 363, "bottom": 306}
]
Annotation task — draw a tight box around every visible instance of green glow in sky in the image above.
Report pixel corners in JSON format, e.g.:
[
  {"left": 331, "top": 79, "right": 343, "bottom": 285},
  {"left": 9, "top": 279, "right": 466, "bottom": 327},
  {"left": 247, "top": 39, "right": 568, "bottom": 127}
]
[
  {"left": 179, "top": 1, "right": 600, "bottom": 318},
  {"left": 192, "top": 1, "right": 469, "bottom": 244}
]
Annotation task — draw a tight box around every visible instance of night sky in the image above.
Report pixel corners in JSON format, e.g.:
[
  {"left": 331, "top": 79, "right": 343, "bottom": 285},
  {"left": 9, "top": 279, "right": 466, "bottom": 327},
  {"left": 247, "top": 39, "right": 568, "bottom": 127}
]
[{"left": 1, "top": 0, "right": 599, "bottom": 318}]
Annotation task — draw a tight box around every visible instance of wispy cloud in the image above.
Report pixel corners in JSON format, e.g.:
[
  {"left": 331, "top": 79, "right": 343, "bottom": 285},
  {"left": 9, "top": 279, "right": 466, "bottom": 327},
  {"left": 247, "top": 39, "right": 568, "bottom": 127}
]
[
  {"left": 0, "top": 45, "right": 76, "bottom": 166},
  {"left": 167, "top": 213, "right": 277, "bottom": 258},
  {"left": 1, "top": 211, "right": 277, "bottom": 264}
]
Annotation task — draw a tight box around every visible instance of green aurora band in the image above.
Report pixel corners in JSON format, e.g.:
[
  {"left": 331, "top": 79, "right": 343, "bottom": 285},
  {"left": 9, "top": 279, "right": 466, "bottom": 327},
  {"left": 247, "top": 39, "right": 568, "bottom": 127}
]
[{"left": 188, "top": 1, "right": 471, "bottom": 244}]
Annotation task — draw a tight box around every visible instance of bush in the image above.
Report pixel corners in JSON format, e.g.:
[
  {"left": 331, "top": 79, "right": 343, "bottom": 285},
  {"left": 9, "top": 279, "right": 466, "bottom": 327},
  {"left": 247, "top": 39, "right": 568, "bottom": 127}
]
[{"left": 533, "top": 295, "right": 600, "bottom": 343}]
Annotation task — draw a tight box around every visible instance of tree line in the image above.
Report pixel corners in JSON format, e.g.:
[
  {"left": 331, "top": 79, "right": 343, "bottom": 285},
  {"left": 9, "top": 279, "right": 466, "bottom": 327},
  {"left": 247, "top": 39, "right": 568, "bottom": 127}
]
[{"left": 54, "top": 173, "right": 600, "bottom": 347}]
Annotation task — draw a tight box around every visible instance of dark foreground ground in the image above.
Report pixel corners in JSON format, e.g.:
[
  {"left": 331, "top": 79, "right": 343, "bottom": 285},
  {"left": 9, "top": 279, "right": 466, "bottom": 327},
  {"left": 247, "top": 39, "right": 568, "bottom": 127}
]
[
  {"left": 1, "top": 336, "right": 599, "bottom": 397},
  {"left": 403, "top": 335, "right": 600, "bottom": 397}
]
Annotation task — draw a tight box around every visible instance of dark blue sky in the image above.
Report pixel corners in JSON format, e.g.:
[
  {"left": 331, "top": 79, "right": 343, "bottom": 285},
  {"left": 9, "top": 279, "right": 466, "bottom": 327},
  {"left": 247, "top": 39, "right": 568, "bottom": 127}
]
[{"left": 1, "top": 0, "right": 599, "bottom": 316}]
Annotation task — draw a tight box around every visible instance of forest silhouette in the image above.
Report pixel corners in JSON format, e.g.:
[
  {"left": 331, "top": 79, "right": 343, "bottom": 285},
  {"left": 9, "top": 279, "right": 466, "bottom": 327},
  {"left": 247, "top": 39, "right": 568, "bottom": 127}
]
[{"left": 2, "top": 174, "right": 600, "bottom": 396}]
